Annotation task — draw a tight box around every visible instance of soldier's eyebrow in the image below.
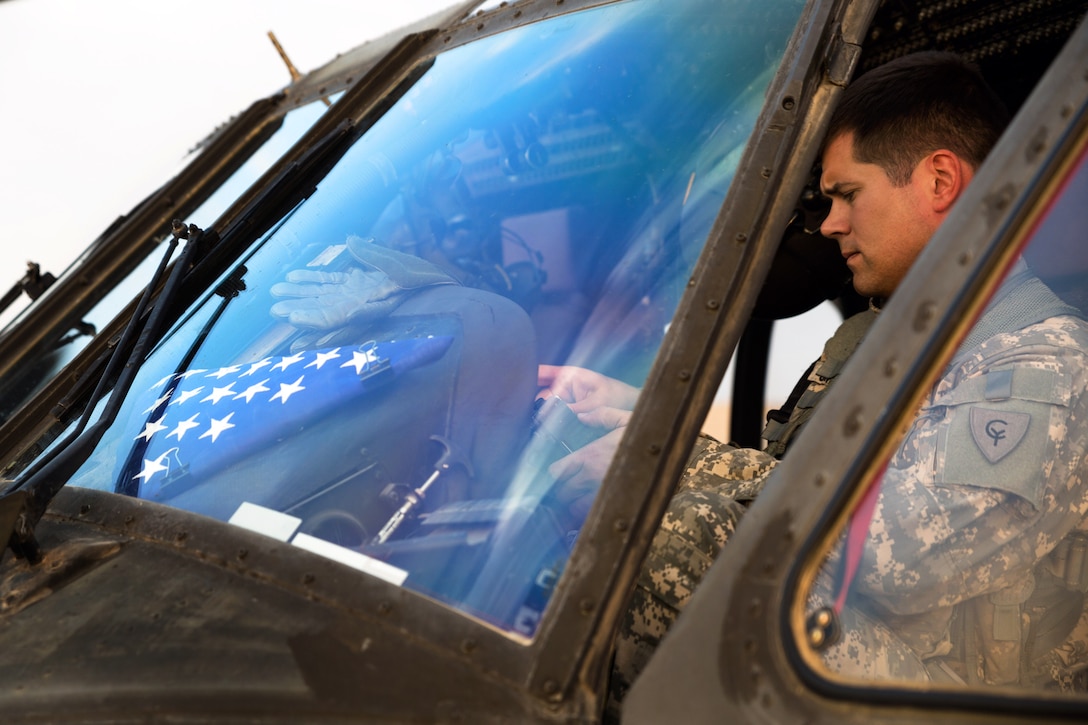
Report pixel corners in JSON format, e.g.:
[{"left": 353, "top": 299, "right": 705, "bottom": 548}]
[{"left": 821, "top": 181, "right": 855, "bottom": 198}]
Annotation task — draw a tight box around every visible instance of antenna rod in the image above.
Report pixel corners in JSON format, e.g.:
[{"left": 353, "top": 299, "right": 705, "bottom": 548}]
[{"left": 268, "top": 31, "right": 302, "bottom": 82}]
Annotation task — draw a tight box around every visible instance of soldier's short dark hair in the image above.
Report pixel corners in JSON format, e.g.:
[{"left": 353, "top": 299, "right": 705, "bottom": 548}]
[{"left": 824, "top": 51, "right": 1010, "bottom": 186}]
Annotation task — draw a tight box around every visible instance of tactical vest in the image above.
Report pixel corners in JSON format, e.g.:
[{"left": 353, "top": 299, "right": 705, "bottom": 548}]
[
  {"left": 762, "top": 307, "right": 879, "bottom": 459},
  {"left": 925, "top": 532, "right": 1088, "bottom": 690}
]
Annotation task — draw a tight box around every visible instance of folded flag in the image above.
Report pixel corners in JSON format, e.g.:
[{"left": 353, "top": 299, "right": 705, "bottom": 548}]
[{"left": 119, "top": 336, "right": 454, "bottom": 500}]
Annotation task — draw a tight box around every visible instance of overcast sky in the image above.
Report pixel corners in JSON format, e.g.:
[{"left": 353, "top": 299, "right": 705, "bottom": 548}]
[{"left": 0, "top": 0, "right": 460, "bottom": 320}]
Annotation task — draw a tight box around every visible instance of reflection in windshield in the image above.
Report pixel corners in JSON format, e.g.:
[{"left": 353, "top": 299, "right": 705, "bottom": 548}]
[
  {"left": 807, "top": 148, "right": 1088, "bottom": 691},
  {"left": 60, "top": 0, "right": 803, "bottom": 636}
]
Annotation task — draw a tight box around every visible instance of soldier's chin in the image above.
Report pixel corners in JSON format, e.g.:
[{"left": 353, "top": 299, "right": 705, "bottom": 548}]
[
  {"left": 848, "top": 277, "right": 868, "bottom": 297},
  {"left": 848, "top": 273, "right": 879, "bottom": 299}
]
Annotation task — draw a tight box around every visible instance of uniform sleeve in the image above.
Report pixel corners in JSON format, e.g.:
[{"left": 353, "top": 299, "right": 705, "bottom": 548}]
[
  {"left": 677, "top": 434, "right": 778, "bottom": 500},
  {"left": 856, "top": 321, "right": 1088, "bottom": 615}
]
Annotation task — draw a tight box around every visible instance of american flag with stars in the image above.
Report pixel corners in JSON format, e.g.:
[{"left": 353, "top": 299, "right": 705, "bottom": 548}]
[{"left": 121, "top": 336, "right": 454, "bottom": 500}]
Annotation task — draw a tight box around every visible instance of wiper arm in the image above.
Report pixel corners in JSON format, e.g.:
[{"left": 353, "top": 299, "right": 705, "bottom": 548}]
[
  {"left": 0, "top": 221, "right": 206, "bottom": 565},
  {"left": 0, "top": 262, "right": 56, "bottom": 317},
  {"left": 0, "top": 121, "right": 365, "bottom": 564}
]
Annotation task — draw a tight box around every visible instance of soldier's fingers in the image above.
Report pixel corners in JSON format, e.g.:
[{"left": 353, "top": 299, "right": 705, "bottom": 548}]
[
  {"left": 548, "top": 452, "right": 583, "bottom": 486},
  {"left": 537, "top": 365, "right": 581, "bottom": 402},
  {"left": 537, "top": 364, "right": 563, "bottom": 388},
  {"left": 577, "top": 406, "right": 630, "bottom": 430}
]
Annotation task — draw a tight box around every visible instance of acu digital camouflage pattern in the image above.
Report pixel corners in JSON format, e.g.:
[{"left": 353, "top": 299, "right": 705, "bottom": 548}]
[
  {"left": 610, "top": 264, "right": 1088, "bottom": 715},
  {"left": 819, "top": 269, "right": 1088, "bottom": 691},
  {"left": 607, "top": 437, "right": 769, "bottom": 713},
  {"left": 607, "top": 307, "right": 877, "bottom": 714}
]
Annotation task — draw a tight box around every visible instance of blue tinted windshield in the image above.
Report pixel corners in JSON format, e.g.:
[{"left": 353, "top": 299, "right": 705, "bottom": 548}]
[{"left": 67, "top": 0, "right": 803, "bottom": 637}]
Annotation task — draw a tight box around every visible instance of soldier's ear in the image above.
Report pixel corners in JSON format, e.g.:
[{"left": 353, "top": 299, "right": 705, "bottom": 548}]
[{"left": 926, "top": 149, "right": 972, "bottom": 214}]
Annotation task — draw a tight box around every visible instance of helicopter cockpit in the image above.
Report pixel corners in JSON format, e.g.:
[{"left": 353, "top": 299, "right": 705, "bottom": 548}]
[{"left": 0, "top": 0, "right": 806, "bottom": 637}]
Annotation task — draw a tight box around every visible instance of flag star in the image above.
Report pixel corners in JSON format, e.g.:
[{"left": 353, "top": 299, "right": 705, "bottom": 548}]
[
  {"left": 151, "top": 373, "right": 176, "bottom": 389},
  {"left": 201, "top": 383, "right": 237, "bottom": 404},
  {"left": 199, "top": 412, "right": 236, "bottom": 442},
  {"left": 234, "top": 379, "right": 271, "bottom": 403},
  {"left": 270, "top": 376, "right": 306, "bottom": 404},
  {"left": 305, "top": 348, "right": 342, "bottom": 370},
  {"left": 240, "top": 358, "right": 273, "bottom": 377},
  {"left": 134, "top": 415, "right": 168, "bottom": 442},
  {"left": 272, "top": 352, "right": 306, "bottom": 372},
  {"left": 178, "top": 369, "right": 208, "bottom": 379},
  {"left": 170, "top": 387, "right": 205, "bottom": 406},
  {"left": 167, "top": 413, "right": 201, "bottom": 441},
  {"left": 133, "top": 452, "right": 171, "bottom": 483},
  {"left": 206, "top": 364, "right": 242, "bottom": 380},
  {"left": 143, "top": 392, "right": 173, "bottom": 415},
  {"left": 341, "top": 348, "right": 380, "bottom": 375}
]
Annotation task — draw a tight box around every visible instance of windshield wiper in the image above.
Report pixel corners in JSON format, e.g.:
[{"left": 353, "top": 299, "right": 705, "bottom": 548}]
[
  {"left": 0, "top": 262, "right": 56, "bottom": 318},
  {"left": 0, "top": 118, "right": 367, "bottom": 565},
  {"left": 0, "top": 221, "right": 206, "bottom": 565}
]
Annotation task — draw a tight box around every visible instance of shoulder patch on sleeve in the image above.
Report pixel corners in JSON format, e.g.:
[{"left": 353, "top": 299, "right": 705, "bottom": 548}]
[
  {"left": 940, "top": 398, "right": 1054, "bottom": 507},
  {"left": 969, "top": 407, "right": 1031, "bottom": 462}
]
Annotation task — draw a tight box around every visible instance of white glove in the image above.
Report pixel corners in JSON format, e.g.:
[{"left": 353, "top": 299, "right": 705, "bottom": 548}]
[{"left": 269, "top": 267, "right": 401, "bottom": 330}]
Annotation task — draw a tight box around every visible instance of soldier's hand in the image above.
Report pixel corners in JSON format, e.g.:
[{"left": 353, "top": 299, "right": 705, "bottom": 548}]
[
  {"left": 270, "top": 267, "right": 400, "bottom": 329},
  {"left": 537, "top": 365, "right": 640, "bottom": 421},
  {"left": 550, "top": 424, "right": 627, "bottom": 518},
  {"left": 537, "top": 366, "right": 636, "bottom": 518}
]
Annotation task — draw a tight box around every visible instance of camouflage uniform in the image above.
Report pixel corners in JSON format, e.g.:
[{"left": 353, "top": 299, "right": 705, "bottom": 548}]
[
  {"left": 821, "top": 264, "right": 1088, "bottom": 689},
  {"left": 610, "top": 260, "right": 1088, "bottom": 713},
  {"left": 607, "top": 307, "right": 878, "bottom": 710}
]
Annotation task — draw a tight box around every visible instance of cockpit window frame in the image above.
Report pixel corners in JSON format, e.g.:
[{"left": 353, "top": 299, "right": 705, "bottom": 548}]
[{"left": 518, "top": 0, "right": 875, "bottom": 698}]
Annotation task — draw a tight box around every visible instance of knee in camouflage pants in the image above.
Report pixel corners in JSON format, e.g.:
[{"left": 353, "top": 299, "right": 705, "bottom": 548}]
[{"left": 607, "top": 438, "right": 777, "bottom": 712}]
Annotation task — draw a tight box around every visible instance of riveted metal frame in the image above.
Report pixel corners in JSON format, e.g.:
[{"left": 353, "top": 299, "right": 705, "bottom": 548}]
[{"left": 526, "top": 0, "right": 874, "bottom": 708}]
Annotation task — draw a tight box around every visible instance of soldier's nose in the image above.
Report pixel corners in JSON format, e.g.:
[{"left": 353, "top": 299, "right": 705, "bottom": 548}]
[{"left": 820, "top": 205, "right": 846, "bottom": 238}]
